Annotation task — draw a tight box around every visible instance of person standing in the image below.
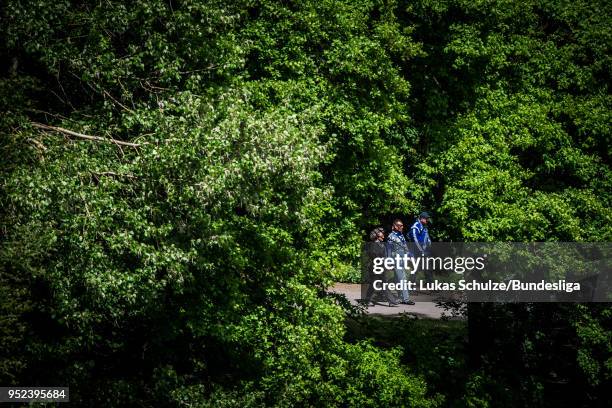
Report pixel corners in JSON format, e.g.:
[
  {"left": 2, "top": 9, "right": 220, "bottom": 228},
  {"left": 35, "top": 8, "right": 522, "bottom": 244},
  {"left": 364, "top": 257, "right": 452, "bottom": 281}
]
[
  {"left": 361, "top": 228, "right": 399, "bottom": 307},
  {"left": 387, "top": 219, "right": 414, "bottom": 305},
  {"left": 408, "top": 211, "right": 433, "bottom": 283}
]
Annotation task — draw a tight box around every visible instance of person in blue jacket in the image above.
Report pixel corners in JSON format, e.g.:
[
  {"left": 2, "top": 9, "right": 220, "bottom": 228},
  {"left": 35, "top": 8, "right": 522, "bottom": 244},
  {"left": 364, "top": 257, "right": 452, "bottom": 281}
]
[{"left": 408, "top": 211, "right": 433, "bottom": 283}]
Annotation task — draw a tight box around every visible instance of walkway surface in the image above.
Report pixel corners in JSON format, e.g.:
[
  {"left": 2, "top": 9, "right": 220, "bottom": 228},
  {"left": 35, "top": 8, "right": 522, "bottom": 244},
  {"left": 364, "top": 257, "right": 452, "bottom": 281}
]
[{"left": 330, "top": 283, "right": 458, "bottom": 319}]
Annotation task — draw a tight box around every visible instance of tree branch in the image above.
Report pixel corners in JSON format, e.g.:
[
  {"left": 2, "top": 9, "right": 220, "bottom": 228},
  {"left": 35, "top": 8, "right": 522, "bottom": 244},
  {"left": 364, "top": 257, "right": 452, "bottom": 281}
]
[
  {"left": 92, "top": 171, "right": 137, "bottom": 179},
  {"left": 103, "top": 90, "right": 134, "bottom": 113},
  {"left": 31, "top": 122, "right": 145, "bottom": 148}
]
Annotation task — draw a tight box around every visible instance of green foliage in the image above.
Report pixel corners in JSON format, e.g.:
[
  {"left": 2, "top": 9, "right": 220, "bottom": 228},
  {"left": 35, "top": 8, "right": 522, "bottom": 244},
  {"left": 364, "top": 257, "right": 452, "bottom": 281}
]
[
  {"left": 0, "top": 1, "right": 435, "bottom": 406},
  {"left": 572, "top": 305, "right": 612, "bottom": 390},
  {"left": 400, "top": 2, "right": 611, "bottom": 405},
  {"left": 407, "top": 0, "right": 611, "bottom": 242},
  {"left": 346, "top": 316, "right": 465, "bottom": 407},
  {"left": 1, "top": 0, "right": 611, "bottom": 406}
]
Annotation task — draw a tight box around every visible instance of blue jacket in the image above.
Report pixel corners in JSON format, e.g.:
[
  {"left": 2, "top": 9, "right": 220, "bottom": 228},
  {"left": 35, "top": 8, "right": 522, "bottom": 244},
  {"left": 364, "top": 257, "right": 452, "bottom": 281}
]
[{"left": 408, "top": 219, "right": 431, "bottom": 255}]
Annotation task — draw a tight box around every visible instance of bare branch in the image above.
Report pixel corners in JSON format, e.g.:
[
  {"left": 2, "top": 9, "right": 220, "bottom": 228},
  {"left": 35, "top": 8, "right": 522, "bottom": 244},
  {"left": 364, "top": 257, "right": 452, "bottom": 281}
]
[
  {"left": 92, "top": 171, "right": 137, "bottom": 179},
  {"left": 103, "top": 90, "right": 134, "bottom": 113},
  {"left": 31, "top": 122, "right": 145, "bottom": 148},
  {"left": 26, "top": 137, "right": 48, "bottom": 152}
]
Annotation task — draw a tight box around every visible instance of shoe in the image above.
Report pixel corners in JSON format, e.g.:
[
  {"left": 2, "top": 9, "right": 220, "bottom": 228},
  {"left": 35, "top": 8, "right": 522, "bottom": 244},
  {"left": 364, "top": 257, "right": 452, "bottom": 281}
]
[{"left": 400, "top": 300, "right": 415, "bottom": 305}]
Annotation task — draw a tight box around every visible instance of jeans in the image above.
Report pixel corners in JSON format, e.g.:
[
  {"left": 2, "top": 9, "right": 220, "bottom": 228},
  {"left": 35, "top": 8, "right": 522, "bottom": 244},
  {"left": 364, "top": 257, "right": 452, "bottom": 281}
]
[{"left": 395, "top": 268, "right": 410, "bottom": 302}]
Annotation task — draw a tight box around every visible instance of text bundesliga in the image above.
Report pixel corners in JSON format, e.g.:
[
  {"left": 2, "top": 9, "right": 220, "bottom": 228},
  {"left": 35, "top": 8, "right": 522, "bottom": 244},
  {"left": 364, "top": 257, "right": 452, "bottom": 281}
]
[{"left": 373, "top": 279, "right": 581, "bottom": 293}]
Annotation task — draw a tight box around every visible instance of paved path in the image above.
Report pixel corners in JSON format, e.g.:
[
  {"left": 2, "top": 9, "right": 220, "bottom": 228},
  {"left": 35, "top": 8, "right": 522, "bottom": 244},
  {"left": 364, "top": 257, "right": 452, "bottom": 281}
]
[{"left": 330, "top": 283, "right": 455, "bottom": 319}]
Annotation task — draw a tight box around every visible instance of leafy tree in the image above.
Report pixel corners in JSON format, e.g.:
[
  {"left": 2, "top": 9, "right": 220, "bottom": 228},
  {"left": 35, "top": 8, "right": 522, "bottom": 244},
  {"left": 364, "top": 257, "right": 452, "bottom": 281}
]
[
  {"left": 399, "top": 1, "right": 611, "bottom": 406},
  {"left": 0, "top": 1, "right": 437, "bottom": 406},
  {"left": 1, "top": 0, "right": 610, "bottom": 406}
]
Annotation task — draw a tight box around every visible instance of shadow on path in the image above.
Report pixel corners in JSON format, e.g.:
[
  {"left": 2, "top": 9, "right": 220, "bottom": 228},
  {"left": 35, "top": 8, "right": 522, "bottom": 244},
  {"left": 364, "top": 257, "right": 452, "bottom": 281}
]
[{"left": 330, "top": 283, "right": 465, "bottom": 319}]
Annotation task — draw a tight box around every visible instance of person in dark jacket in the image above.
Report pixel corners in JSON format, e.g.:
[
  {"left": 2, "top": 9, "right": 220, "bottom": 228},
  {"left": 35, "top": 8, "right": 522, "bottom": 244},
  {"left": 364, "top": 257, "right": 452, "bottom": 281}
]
[{"left": 361, "top": 227, "right": 399, "bottom": 307}]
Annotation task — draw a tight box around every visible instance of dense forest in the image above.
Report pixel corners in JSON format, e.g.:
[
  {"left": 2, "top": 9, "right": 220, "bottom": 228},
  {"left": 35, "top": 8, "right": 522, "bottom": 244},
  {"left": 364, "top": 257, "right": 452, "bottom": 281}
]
[{"left": 1, "top": 0, "right": 610, "bottom": 406}]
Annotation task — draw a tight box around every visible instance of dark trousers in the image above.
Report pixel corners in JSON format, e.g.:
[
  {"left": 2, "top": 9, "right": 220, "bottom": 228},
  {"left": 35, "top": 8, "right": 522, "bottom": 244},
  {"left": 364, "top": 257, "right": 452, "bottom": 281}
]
[{"left": 364, "top": 269, "right": 398, "bottom": 304}]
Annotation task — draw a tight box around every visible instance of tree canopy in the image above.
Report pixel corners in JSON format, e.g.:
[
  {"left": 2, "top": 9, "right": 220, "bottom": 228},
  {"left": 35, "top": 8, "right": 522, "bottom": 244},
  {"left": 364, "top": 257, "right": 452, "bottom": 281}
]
[{"left": 1, "top": 0, "right": 610, "bottom": 406}]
